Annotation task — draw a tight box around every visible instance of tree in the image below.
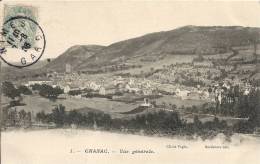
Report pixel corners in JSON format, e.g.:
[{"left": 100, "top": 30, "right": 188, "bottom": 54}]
[
  {"left": 162, "top": 101, "right": 166, "bottom": 108},
  {"left": 9, "top": 108, "right": 18, "bottom": 126},
  {"left": 18, "top": 85, "right": 32, "bottom": 95},
  {"left": 31, "top": 84, "right": 42, "bottom": 91},
  {"left": 2, "top": 81, "right": 20, "bottom": 99},
  {"left": 36, "top": 111, "right": 47, "bottom": 122},
  {"left": 68, "top": 90, "right": 81, "bottom": 96},
  {"left": 38, "top": 84, "right": 63, "bottom": 100},
  {"left": 150, "top": 67, "right": 154, "bottom": 72},
  {"left": 18, "top": 109, "right": 27, "bottom": 120},
  {"left": 208, "top": 87, "right": 213, "bottom": 93},
  {"left": 51, "top": 104, "right": 66, "bottom": 126},
  {"left": 26, "top": 112, "right": 32, "bottom": 126},
  {"left": 171, "top": 104, "right": 177, "bottom": 110}
]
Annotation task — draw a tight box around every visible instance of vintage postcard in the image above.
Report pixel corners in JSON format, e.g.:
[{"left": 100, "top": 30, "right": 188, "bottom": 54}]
[{"left": 0, "top": 1, "right": 260, "bottom": 164}]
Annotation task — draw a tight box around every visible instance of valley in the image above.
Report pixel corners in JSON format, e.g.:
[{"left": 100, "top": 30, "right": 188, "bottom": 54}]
[{"left": 1, "top": 25, "right": 260, "bottom": 138}]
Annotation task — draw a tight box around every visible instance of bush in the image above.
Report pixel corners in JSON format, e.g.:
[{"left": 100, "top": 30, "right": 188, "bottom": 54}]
[
  {"left": 38, "top": 84, "right": 64, "bottom": 100},
  {"left": 2, "top": 81, "right": 20, "bottom": 99},
  {"left": 18, "top": 85, "right": 32, "bottom": 95}
]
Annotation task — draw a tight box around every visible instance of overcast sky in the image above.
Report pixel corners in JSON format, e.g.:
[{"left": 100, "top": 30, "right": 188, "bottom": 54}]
[{"left": 2, "top": 1, "right": 260, "bottom": 59}]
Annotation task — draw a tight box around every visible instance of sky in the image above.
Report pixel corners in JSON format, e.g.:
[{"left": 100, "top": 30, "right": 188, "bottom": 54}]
[{"left": 2, "top": 1, "right": 260, "bottom": 59}]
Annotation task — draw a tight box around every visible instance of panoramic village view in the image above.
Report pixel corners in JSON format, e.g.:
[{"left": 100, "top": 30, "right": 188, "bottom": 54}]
[{"left": 1, "top": 25, "right": 260, "bottom": 140}]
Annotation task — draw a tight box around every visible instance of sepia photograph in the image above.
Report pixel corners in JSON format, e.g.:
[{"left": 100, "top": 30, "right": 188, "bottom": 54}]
[{"left": 0, "top": 1, "right": 260, "bottom": 164}]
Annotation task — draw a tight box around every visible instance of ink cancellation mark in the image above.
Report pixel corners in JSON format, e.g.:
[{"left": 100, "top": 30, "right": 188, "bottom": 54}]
[{"left": 0, "top": 16, "right": 46, "bottom": 68}]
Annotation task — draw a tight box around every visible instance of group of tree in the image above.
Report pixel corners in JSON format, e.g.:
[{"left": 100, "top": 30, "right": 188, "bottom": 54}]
[
  {"left": 2, "top": 82, "right": 21, "bottom": 100},
  {"left": 174, "top": 75, "right": 205, "bottom": 87},
  {"left": 35, "top": 104, "right": 235, "bottom": 140},
  {"left": 186, "top": 89, "right": 260, "bottom": 133},
  {"left": 2, "top": 81, "right": 64, "bottom": 101},
  {"left": 36, "top": 104, "right": 112, "bottom": 129},
  {"left": 2, "top": 108, "right": 32, "bottom": 127},
  {"left": 31, "top": 84, "right": 63, "bottom": 100},
  {"left": 2, "top": 81, "right": 32, "bottom": 105}
]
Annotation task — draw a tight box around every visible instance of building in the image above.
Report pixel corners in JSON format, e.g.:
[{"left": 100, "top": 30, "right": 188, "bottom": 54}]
[
  {"left": 63, "top": 85, "right": 71, "bottom": 94},
  {"left": 99, "top": 87, "right": 106, "bottom": 95},
  {"left": 27, "top": 80, "right": 52, "bottom": 86},
  {"left": 142, "top": 89, "right": 153, "bottom": 95},
  {"left": 89, "top": 82, "right": 101, "bottom": 91},
  {"left": 62, "top": 84, "right": 80, "bottom": 94},
  {"left": 65, "top": 63, "right": 72, "bottom": 73},
  {"left": 125, "top": 84, "right": 140, "bottom": 93},
  {"left": 193, "top": 61, "right": 213, "bottom": 67},
  {"left": 140, "top": 98, "right": 152, "bottom": 107},
  {"left": 186, "top": 91, "right": 202, "bottom": 100},
  {"left": 175, "top": 89, "right": 190, "bottom": 100}
]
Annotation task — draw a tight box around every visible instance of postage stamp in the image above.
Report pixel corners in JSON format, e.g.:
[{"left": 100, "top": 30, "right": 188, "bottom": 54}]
[{"left": 0, "top": 5, "right": 45, "bottom": 68}]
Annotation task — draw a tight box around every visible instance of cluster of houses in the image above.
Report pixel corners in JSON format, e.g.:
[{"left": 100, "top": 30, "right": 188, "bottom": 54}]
[
  {"left": 24, "top": 73, "right": 213, "bottom": 102},
  {"left": 151, "top": 63, "right": 222, "bottom": 85},
  {"left": 209, "top": 79, "right": 258, "bottom": 105},
  {"left": 22, "top": 60, "right": 258, "bottom": 108}
]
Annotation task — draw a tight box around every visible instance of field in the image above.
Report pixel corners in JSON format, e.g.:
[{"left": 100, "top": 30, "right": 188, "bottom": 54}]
[
  {"left": 13, "top": 95, "right": 138, "bottom": 117},
  {"left": 116, "top": 54, "right": 196, "bottom": 75},
  {"left": 155, "top": 95, "right": 208, "bottom": 108},
  {"left": 4, "top": 93, "right": 209, "bottom": 119}
]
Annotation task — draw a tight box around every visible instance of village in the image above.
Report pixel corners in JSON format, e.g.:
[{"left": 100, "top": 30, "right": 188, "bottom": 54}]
[
  {"left": 2, "top": 56, "right": 259, "bottom": 134},
  {"left": 21, "top": 56, "right": 258, "bottom": 112},
  {"left": 2, "top": 39, "right": 260, "bottom": 131}
]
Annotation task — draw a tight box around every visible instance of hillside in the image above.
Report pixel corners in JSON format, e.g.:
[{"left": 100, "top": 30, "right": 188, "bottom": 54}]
[
  {"left": 44, "top": 45, "right": 105, "bottom": 72},
  {"left": 2, "top": 25, "right": 260, "bottom": 80},
  {"left": 74, "top": 26, "right": 260, "bottom": 70},
  {"left": 1, "top": 45, "right": 104, "bottom": 80},
  {"left": 1, "top": 59, "right": 51, "bottom": 69},
  {"left": 1, "top": 58, "right": 53, "bottom": 81}
]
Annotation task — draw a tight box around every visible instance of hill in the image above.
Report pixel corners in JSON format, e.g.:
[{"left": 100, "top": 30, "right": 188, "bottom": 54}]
[
  {"left": 2, "top": 25, "right": 260, "bottom": 80},
  {"left": 44, "top": 45, "right": 105, "bottom": 72},
  {"left": 74, "top": 26, "right": 260, "bottom": 70},
  {"left": 1, "top": 45, "right": 104, "bottom": 80}
]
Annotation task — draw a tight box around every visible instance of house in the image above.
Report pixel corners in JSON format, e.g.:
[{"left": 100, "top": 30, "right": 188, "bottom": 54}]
[
  {"left": 186, "top": 91, "right": 201, "bottom": 100},
  {"left": 201, "top": 90, "right": 210, "bottom": 99},
  {"left": 140, "top": 98, "right": 152, "bottom": 107},
  {"left": 217, "top": 93, "right": 222, "bottom": 104},
  {"left": 113, "top": 76, "right": 125, "bottom": 86},
  {"left": 128, "top": 78, "right": 135, "bottom": 85},
  {"left": 193, "top": 61, "right": 213, "bottom": 67},
  {"left": 89, "top": 82, "right": 101, "bottom": 91},
  {"left": 175, "top": 89, "right": 190, "bottom": 100},
  {"left": 218, "top": 65, "right": 233, "bottom": 72},
  {"left": 47, "top": 72, "right": 58, "bottom": 78},
  {"left": 214, "top": 89, "right": 223, "bottom": 104},
  {"left": 62, "top": 85, "right": 80, "bottom": 94},
  {"left": 63, "top": 85, "right": 71, "bottom": 94},
  {"left": 106, "top": 88, "right": 117, "bottom": 95},
  {"left": 157, "top": 84, "right": 176, "bottom": 94},
  {"left": 125, "top": 84, "right": 140, "bottom": 93},
  {"left": 99, "top": 87, "right": 106, "bottom": 95},
  {"left": 52, "top": 85, "right": 57, "bottom": 88},
  {"left": 243, "top": 88, "right": 250, "bottom": 95},
  {"left": 27, "top": 80, "right": 52, "bottom": 86},
  {"left": 58, "top": 94, "right": 67, "bottom": 99},
  {"left": 142, "top": 89, "right": 153, "bottom": 95},
  {"left": 65, "top": 63, "right": 72, "bottom": 73},
  {"left": 74, "top": 95, "right": 82, "bottom": 99}
]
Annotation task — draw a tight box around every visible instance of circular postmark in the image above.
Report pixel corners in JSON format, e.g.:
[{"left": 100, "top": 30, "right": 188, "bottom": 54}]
[{"left": 0, "top": 16, "right": 46, "bottom": 68}]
